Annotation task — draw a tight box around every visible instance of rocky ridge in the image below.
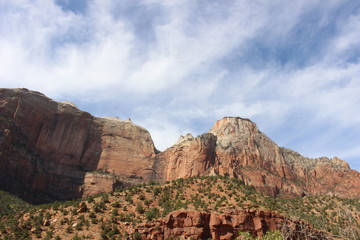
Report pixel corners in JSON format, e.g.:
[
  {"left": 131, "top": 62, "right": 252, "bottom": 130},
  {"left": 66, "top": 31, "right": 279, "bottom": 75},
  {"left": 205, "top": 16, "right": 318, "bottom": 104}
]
[
  {"left": 0, "top": 88, "right": 359, "bottom": 203},
  {"left": 155, "top": 117, "right": 359, "bottom": 198}
]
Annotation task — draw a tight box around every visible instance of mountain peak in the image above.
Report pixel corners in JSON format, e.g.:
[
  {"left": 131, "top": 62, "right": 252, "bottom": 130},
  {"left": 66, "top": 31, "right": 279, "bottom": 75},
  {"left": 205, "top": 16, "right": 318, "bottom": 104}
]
[
  {"left": 210, "top": 116, "right": 255, "bottom": 133},
  {"left": 209, "top": 116, "right": 259, "bottom": 146}
]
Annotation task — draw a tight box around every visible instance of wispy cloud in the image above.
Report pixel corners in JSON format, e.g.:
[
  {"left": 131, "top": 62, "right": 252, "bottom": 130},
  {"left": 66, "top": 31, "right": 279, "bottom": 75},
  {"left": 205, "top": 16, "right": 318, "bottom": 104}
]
[{"left": 0, "top": 0, "right": 359, "bottom": 170}]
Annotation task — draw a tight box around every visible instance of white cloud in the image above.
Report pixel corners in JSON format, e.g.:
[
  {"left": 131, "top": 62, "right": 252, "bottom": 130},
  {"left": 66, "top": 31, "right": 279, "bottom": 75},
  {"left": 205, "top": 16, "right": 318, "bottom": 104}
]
[
  {"left": 0, "top": 0, "right": 359, "bottom": 169},
  {"left": 331, "top": 14, "right": 360, "bottom": 53},
  {"left": 136, "top": 117, "right": 193, "bottom": 151}
]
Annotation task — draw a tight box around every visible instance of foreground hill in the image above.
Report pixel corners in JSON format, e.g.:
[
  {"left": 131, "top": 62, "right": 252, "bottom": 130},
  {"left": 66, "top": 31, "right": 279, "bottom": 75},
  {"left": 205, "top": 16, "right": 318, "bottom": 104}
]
[
  {"left": 0, "top": 176, "right": 359, "bottom": 239},
  {"left": 0, "top": 88, "right": 359, "bottom": 204}
]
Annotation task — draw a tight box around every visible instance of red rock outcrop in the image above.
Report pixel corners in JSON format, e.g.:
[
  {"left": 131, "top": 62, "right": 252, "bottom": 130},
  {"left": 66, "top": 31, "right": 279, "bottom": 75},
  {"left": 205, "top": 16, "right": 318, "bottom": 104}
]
[
  {"left": 163, "top": 209, "right": 281, "bottom": 239},
  {"left": 154, "top": 133, "right": 217, "bottom": 181},
  {"left": 0, "top": 88, "right": 157, "bottom": 203},
  {"left": 157, "top": 117, "right": 360, "bottom": 198},
  {"left": 133, "top": 210, "right": 326, "bottom": 240}
]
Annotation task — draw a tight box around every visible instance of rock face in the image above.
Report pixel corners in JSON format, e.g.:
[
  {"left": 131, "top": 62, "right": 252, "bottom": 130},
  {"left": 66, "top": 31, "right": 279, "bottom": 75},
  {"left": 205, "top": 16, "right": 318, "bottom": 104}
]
[
  {"left": 156, "top": 117, "right": 360, "bottom": 198},
  {"left": 134, "top": 210, "right": 325, "bottom": 240},
  {"left": 162, "top": 210, "right": 281, "bottom": 239},
  {"left": 0, "top": 88, "right": 359, "bottom": 203},
  {"left": 154, "top": 133, "right": 217, "bottom": 181},
  {"left": 0, "top": 88, "right": 157, "bottom": 203}
]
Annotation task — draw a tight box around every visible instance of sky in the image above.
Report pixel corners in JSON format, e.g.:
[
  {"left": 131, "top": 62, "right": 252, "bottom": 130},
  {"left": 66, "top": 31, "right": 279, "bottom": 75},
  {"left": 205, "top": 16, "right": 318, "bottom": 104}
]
[{"left": 1, "top": 0, "right": 359, "bottom": 170}]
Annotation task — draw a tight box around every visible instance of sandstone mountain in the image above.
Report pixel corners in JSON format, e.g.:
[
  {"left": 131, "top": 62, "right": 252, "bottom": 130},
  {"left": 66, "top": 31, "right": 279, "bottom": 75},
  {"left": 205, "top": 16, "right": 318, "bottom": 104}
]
[
  {"left": 0, "top": 88, "right": 157, "bottom": 203},
  {"left": 154, "top": 117, "right": 359, "bottom": 198},
  {"left": 0, "top": 88, "right": 359, "bottom": 203}
]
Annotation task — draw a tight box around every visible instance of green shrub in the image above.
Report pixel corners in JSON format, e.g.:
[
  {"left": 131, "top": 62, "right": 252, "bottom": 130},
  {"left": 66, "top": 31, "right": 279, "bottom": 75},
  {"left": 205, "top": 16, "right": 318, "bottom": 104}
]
[
  {"left": 111, "top": 201, "right": 121, "bottom": 208},
  {"left": 145, "top": 207, "right": 160, "bottom": 221},
  {"left": 125, "top": 195, "right": 133, "bottom": 203},
  {"left": 263, "top": 230, "right": 284, "bottom": 240},
  {"left": 237, "top": 231, "right": 254, "bottom": 240},
  {"left": 44, "top": 231, "right": 53, "bottom": 240},
  {"left": 133, "top": 231, "right": 142, "bottom": 240},
  {"left": 136, "top": 203, "right": 145, "bottom": 214},
  {"left": 111, "top": 209, "right": 118, "bottom": 216},
  {"left": 72, "top": 234, "right": 81, "bottom": 240},
  {"left": 66, "top": 226, "right": 73, "bottom": 233}
]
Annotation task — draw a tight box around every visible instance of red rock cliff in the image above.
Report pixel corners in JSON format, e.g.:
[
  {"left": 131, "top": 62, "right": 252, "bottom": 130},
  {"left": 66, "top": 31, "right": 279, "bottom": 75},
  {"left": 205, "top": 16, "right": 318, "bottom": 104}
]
[
  {"left": 1, "top": 89, "right": 359, "bottom": 202},
  {"left": 0, "top": 88, "right": 157, "bottom": 203},
  {"left": 131, "top": 210, "right": 326, "bottom": 240},
  {"left": 156, "top": 117, "right": 360, "bottom": 198}
]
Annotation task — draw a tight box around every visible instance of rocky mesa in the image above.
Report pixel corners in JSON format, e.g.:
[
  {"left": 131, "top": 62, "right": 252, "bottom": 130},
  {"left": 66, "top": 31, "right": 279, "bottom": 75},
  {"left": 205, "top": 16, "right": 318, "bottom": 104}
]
[
  {"left": 0, "top": 88, "right": 359, "bottom": 203},
  {"left": 0, "top": 88, "right": 157, "bottom": 203}
]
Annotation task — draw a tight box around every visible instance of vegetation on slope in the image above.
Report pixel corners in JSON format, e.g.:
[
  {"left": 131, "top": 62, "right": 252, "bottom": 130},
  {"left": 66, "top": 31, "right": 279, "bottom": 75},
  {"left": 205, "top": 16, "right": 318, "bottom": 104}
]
[
  {"left": 0, "top": 190, "right": 32, "bottom": 217},
  {"left": 0, "top": 176, "right": 359, "bottom": 239}
]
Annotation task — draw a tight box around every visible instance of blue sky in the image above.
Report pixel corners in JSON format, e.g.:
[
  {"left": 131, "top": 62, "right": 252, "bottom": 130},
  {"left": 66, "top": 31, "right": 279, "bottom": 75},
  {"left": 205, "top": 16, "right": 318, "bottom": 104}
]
[{"left": 1, "top": 0, "right": 359, "bottom": 170}]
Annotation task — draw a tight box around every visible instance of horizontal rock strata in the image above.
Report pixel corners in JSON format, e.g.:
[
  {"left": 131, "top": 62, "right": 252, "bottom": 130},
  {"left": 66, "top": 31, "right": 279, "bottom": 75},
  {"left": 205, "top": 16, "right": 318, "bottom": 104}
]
[
  {"left": 130, "top": 210, "right": 326, "bottom": 240},
  {"left": 0, "top": 88, "right": 359, "bottom": 203},
  {"left": 0, "top": 88, "right": 157, "bottom": 203}
]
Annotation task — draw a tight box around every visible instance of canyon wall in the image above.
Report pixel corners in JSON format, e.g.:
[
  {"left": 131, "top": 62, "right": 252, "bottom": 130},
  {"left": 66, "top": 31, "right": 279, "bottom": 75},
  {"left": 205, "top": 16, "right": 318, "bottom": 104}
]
[
  {"left": 0, "top": 88, "right": 157, "bottom": 203},
  {"left": 0, "top": 88, "right": 359, "bottom": 203}
]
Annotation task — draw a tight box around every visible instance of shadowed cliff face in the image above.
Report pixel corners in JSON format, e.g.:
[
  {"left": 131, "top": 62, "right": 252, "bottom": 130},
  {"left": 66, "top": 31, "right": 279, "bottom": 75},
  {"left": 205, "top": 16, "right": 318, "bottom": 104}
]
[
  {"left": 0, "top": 88, "right": 359, "bottom": 203},
  {"left": 0, "top": 88, "right": 157, "bottom": 203}
]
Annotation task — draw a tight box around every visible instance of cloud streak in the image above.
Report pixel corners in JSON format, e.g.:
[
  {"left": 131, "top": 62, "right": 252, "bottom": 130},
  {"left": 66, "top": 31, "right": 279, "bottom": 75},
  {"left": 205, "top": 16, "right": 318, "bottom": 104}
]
[{"left": 1, "top": 0, "right": 359, "bottom": 170}]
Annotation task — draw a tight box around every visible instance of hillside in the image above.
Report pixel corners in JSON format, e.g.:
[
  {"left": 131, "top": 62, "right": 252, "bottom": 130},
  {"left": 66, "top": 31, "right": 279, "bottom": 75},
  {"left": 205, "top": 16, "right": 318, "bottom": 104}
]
[{"left": 1, "top": 176, "right": 359, "bottom": 240}]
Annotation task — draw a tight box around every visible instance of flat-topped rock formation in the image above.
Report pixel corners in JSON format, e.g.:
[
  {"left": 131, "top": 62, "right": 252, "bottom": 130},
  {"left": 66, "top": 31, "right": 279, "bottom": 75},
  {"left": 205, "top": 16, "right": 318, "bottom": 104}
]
[{"left": 0, "top": 88, "right": 157, "bottom": 203}]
